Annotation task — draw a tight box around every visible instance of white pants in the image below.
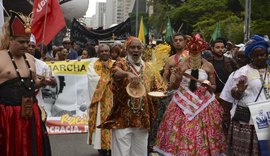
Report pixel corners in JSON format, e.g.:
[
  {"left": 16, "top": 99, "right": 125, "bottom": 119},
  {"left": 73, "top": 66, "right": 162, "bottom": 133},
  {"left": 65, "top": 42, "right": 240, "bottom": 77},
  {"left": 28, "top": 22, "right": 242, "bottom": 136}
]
[{"left": 112, "top": 128, "right": 149, "bottom": 156}]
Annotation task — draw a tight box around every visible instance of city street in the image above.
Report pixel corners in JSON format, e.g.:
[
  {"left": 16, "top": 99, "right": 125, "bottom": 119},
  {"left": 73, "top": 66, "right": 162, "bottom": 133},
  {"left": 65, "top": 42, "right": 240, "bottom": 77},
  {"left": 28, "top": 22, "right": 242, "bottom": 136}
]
[{"left": 49, "top": 133, "right": 98, "bottom": 156}]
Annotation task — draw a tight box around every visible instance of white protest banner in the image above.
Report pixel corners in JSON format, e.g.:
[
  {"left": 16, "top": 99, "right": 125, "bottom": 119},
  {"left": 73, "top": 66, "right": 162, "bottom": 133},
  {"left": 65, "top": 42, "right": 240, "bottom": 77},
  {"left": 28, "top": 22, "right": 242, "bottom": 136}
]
[
  {"left": 37, "top": 59, "right": 96, "bottom": 134},
  {"left": 248, "top": 100, "right": 270, "bottom": 156}
]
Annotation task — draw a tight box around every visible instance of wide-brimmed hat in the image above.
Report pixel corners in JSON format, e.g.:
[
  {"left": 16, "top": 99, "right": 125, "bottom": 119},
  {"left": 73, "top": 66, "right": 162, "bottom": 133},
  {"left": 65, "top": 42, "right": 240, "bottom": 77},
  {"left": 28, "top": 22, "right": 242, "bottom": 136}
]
[{"left": 126, "top": 81, "right": 146, "bottom": 98}]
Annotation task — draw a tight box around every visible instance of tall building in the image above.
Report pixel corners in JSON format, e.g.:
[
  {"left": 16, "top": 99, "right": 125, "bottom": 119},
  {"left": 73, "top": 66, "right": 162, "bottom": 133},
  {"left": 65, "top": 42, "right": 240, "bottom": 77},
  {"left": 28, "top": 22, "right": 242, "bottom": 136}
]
[
  {"left": 95, "top": 2, "right": 106, "bottom": 28},
  {"left": 84, "top": 17, "right": 92, "bottom": 27},
  {"left": 105, "top": 0, "right": 137, "bottom": 29},
  {"left": 131, "top": 0, "right": 146, "bottom": 13},
  {"left": 105, "top": 0, "right": 117, "bottom": 28},
  {"left": 90, "top": 14, "right": 97, "bottom": 28}
]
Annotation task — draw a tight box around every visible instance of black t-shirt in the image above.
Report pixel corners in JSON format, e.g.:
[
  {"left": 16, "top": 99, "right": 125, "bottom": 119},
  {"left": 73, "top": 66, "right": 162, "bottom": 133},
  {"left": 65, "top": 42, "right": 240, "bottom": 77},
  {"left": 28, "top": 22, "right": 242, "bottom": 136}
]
[
  {"left": 213, "top": 59, "right": 227, "bottom": 93},
  {"left": 210, "top": 56, "right": 237, "bottom": 93}
]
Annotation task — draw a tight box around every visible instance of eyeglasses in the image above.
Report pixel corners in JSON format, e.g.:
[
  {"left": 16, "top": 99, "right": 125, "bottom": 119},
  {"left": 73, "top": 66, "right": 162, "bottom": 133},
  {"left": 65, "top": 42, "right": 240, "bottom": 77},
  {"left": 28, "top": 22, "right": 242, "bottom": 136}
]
[{"left": 63, "top": 42, "right": 71, "bottom": 45}]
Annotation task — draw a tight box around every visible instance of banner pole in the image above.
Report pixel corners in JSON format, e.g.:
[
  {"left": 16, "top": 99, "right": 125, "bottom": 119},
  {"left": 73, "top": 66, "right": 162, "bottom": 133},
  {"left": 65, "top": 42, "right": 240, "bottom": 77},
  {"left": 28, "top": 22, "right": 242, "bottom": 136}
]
[{"left": 41, "top": 0, "right": 49, "bottom": 45}]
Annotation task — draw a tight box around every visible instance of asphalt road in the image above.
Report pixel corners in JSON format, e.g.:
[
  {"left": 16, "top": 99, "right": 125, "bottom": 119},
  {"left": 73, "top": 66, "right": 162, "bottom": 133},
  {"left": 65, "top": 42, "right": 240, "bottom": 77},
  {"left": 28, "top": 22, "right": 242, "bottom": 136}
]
[{"left": 49, "top": 133, "right": 98, "bottom": 156}]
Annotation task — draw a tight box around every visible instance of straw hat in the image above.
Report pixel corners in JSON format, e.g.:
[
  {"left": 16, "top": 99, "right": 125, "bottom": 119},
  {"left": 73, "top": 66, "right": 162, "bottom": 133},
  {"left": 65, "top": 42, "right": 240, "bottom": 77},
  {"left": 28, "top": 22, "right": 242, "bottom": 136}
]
[{"left": 126, "top": 81, "right": 146, "bottom": 98}]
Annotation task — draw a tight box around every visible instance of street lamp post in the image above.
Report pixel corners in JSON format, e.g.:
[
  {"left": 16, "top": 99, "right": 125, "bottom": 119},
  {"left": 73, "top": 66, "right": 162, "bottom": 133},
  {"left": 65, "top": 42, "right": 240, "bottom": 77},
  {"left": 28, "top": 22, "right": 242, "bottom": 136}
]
[
  {"left": 244, "top": 0, "right": 251, "bottom": 42},
  {"left": 135, "top": 0, "right": 139, "bottom": 36}
]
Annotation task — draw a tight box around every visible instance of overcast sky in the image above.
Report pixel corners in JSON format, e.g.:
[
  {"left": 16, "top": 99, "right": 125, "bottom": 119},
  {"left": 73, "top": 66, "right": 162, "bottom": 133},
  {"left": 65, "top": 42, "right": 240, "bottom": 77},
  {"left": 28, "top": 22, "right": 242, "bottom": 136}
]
[{"left": 86, "top": 0, "right": 106, "bottom": 17}]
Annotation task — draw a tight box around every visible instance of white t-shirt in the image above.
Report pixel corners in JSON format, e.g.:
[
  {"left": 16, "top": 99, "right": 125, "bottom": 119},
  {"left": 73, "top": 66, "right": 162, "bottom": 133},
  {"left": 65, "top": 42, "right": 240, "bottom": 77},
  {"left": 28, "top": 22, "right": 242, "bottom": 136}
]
[
  {"left": 220, "top": 64, "right": 267, "bottom": 124},
  {"left": 35, "top": 58, "right": 51, "bottom": 76}
]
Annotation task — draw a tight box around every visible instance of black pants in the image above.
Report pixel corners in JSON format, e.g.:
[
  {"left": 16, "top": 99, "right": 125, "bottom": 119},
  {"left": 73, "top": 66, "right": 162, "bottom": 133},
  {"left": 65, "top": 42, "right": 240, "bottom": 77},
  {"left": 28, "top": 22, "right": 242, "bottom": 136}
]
[{"left": 98, "top": 149, "right": 111, "bottom": 156}]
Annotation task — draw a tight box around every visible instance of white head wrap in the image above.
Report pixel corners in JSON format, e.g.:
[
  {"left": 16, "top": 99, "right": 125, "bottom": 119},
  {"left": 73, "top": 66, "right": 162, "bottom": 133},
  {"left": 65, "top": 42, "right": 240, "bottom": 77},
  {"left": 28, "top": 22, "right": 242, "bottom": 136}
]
[{"left": 30, "top": 34, "right": 36, "bottom": 45}]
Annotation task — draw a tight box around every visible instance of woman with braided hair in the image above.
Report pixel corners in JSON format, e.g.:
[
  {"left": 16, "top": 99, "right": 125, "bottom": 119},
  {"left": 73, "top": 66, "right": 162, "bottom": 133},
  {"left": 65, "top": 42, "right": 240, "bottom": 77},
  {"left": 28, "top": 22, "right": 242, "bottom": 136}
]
[{"left": 154, "top": 34, "right": 226, "bottom": 155}]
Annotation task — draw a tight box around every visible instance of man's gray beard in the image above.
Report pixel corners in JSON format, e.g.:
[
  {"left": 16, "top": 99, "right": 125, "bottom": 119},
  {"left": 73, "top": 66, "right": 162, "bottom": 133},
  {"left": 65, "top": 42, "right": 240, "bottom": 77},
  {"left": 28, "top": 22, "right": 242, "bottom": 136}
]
[{"left": 127, "top": 54, "right": 142, "bottom": 65}]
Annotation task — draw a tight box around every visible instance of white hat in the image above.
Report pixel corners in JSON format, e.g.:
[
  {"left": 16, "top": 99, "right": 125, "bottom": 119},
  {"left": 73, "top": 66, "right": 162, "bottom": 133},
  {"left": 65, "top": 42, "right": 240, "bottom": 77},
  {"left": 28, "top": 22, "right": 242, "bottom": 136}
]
[
  {"left": 62, "top": 37, "right": 71, "bottom": 43},
  {"left": 30, "top": 34, "right": 36, "bottom": 45},
  {"left": 235, "top": 43, "right": 245, "bottom": 48},
  {"left": 113, "top": 40, "right": 123, "bottom": 47},
  {"left": 227, "top": 41, "right": 233, "bottom": 45}
]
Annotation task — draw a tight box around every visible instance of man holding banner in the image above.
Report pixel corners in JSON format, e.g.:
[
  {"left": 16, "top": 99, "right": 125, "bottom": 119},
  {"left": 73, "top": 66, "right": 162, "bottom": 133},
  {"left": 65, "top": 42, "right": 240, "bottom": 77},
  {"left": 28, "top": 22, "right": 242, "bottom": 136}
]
[
  {"left": 87, "top": 44, "right": 114, "bottom": 156},
  {"left": 221, "top": 35, "right": 270, "bottom": 155}
]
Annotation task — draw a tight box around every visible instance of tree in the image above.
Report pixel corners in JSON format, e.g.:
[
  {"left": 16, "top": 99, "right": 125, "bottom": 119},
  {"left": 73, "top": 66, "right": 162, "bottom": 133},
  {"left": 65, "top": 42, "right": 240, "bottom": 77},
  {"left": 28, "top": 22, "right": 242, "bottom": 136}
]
[{"left": 149, "top": 0, "right": 270, "bottom": 42}]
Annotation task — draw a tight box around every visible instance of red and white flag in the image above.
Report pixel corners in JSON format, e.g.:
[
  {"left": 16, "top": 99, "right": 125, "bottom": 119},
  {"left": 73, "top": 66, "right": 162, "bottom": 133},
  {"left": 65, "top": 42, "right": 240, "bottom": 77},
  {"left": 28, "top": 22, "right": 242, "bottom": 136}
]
[{"left": 32, "top": 0, "right": 66, "bottom": 45}]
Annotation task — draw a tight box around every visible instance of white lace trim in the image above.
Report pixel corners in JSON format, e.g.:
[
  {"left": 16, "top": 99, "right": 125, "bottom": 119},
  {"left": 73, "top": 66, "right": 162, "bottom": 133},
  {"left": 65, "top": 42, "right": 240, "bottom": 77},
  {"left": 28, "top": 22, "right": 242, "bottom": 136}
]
[
  {"left": 174, "top": 89, "right": 215, "bottom": 121},
  {"left": 153, "top": 146, "right": 174, "bottom": 156}
]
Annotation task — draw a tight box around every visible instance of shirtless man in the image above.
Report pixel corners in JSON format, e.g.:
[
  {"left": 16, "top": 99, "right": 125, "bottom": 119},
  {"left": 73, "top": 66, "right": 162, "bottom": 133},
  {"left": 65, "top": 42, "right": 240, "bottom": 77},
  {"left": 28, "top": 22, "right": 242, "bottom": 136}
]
[
  {"left": 163, "top": 33, "right": 189, "bottom": 90},
  {"left": 0, "top": 11, "right": 51, "bottom": 155}
]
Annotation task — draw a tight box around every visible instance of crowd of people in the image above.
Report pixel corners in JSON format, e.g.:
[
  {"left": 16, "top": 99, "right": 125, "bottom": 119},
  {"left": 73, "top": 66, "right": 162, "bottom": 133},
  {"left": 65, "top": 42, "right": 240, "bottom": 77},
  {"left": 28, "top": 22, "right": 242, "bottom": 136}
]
[{"left": 0, "top": 11, "right": 270, "bottom": 156}]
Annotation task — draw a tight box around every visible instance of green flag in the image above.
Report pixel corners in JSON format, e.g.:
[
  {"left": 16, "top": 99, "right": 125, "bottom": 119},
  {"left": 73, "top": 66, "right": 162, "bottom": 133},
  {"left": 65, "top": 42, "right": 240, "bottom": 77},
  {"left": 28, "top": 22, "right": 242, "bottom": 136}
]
[
  {"left": 165, "top": 17, "right": 173, "bottom": 43},
  {"left": 211, "top": 22, "right": 221, "bottom": 41}
]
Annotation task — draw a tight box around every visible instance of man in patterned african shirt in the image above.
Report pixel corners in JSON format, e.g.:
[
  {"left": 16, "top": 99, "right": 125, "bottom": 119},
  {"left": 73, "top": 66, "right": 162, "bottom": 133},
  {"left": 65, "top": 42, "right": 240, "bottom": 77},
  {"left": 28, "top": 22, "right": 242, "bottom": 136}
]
[{"left": 99, "top": 37, "right": 166, "bottom": 156}]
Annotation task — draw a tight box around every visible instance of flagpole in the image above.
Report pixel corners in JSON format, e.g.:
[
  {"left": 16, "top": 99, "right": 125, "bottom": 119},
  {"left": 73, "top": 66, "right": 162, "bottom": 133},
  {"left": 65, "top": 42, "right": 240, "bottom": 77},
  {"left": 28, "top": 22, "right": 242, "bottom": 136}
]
[
  {"left": 41, "top": 0, "right": 49, "bottom": 45},
  {"left": 135, "top": 0, "right": 139, "bottom": 36},
  {"left": 0, "top": 1, "right": 10, "bottom": 17},
  {"left": 177, "top": 23, "right": 183, "bottom": 33},
  {"left": 244, "top": 0, "right": 251, "bottom": 42}
]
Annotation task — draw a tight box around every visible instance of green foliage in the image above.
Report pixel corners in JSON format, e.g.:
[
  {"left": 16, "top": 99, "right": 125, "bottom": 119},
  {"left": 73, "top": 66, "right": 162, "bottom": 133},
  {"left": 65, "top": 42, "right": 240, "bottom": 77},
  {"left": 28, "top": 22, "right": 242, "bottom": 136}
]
[
  {"left": 251, "top": 0, "right": 270, "bottom": 19},
  {"left": 251, "top": 20, "right": 270, "bottom": 36},
  {"left": 149, "top": 0, "right": 270, "bottom": 43},
  {"left": 222, "top": 15, "right": 244, "bottom": 43}
]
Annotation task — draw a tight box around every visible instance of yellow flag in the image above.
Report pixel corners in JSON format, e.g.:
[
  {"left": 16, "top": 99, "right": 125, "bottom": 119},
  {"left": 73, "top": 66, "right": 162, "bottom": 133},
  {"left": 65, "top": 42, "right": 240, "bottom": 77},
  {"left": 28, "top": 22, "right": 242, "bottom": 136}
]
[{"left": 138, "top": 16, "right": 145, "bottom": 44}]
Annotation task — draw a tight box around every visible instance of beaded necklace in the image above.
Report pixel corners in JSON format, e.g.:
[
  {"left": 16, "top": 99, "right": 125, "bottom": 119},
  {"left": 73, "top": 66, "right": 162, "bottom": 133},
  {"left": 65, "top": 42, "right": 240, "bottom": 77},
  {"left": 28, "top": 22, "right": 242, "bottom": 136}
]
[
  {"left": 8, "top": 51, "right": 34, "bottom": 91},
  {"left": 126, "top": 59, "right": 144, "bottom": 114},
  {"left": 189, "top": 53, "right": 202, "bottom": 70},
  {"left": 258, "top": 67, "right": 269, "bottom": 99}
]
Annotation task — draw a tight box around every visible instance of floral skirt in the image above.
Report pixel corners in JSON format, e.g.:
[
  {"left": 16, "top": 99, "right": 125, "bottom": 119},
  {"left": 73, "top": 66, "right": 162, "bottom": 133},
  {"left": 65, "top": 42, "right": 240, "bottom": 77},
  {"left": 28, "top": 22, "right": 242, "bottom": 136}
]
[{"left": 154, "top": 87, "right": 226, "bottom": 156}]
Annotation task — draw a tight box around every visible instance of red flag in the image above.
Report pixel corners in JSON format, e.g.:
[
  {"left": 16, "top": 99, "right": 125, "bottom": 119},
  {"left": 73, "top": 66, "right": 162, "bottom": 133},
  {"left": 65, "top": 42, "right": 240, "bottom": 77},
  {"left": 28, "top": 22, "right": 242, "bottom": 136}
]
[{"left": 31, "top": 0, "right": 66, "bottom": 45}]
